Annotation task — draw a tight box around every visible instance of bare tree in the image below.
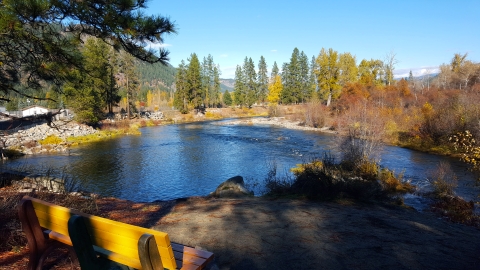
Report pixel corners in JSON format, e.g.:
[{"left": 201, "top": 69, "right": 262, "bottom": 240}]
[{"left": 384, "top": 51, "right": 399, "bottom": 86}]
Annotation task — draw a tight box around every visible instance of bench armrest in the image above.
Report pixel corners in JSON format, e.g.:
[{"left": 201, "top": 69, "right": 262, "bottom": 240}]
[{"left": 138, "top": 234, "right": 164, "bottom": 270}]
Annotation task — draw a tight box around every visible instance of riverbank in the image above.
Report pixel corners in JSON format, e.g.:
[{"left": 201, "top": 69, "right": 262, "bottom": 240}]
[
  {"left": 1, "top": 192, "right": 479, "bottom": 269},
  {"left": 219, "top": 116, "right": 335, "bottom": 132}
]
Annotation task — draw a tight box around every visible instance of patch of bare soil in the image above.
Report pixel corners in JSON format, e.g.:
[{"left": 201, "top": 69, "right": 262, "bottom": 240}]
[{"left": 152, "top": 197, "right": 480, "bottom": 270}]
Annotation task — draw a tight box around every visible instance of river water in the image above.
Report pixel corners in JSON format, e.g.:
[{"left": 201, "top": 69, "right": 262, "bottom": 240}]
[{"left": 3, "top": 119, "right": 479, "bottom": 209}]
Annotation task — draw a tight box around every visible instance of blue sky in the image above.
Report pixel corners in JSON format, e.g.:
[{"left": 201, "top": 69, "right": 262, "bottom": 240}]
[{"left": 145, "top": 0, "right": 479, "bottom": 79}]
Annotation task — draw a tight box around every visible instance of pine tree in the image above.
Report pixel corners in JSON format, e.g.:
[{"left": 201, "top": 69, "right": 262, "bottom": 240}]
[
  {"left": 120, "top": 50, "right": 140, "bottom": 117},
  {"left": 212, "top": 65, "right": 221, "bottom": 107},
  {"left": 82, "top": 37, "right": 120, "bottom": 114},
  {"left": 280, "top": 62, "right": 290, "bottom": 104},
  {"left": 223, "top": 90, "right": 233, "bottom": 106},
  {"left": 309, "top": 56, "right": 318, "bottom": 99},
  {"left": 271, "top": 62, "right": 279, "bottom": 82},
  {"left": 282, "top": 48, "right": 301, "bottom": 104},
  {"left": 298, "top": 51, "right": 310, "bottom": 103},
  {"left": 257, "top": 56, "right": 269, "bottom": 104},
  {"left": 186, "top": 53, "right": 203, "bottom": 111},
  {"left": 233, "top": 65, "right": 246, "bottom": 107},
  {"left": 243, "top": 57, "right": 257, "bottom": 107},
  {"left": 0, "top": 0, "right": 176, "bottom": 102},
  {"left": 173, "top": 60, "right": 188, "bottom": 113}
]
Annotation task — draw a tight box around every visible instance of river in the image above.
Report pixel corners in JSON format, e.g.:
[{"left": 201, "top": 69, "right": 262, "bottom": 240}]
[{"left": 3, "top": 119, "right": 479, "bottom": 210}]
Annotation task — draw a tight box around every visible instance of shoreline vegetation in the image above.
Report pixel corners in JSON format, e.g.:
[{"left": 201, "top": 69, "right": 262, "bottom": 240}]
[
  {"left": 0, "top": 104, "right": 467, "bottom": 158},
  {"left": 1, "top": 105, "right": 480, "bottom": 268}
]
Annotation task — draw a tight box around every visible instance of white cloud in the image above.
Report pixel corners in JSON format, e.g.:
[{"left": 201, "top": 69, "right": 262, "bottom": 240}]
[
  {"left": 271, "top": 49, "right": 278, "bottom": 53},
  {"left": 220, "top": 54, "right": 228, "bottom": 58},
  {"left": 144, "top": 41, "right": 172, "bottom": 50},
  {"left": 394, "top": 66, "right": 439, "bottom": 78},
  {"left": 220, "top": 65, "right": 237, "bottom": 79}
]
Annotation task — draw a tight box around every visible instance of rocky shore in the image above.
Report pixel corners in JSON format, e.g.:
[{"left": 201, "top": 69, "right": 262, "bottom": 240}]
[
  {"left": 220, "top": 117, "right": 334, "bottom": 132},
  {"left": 1, "top": 120, "right": 98, "bottom": 155}
]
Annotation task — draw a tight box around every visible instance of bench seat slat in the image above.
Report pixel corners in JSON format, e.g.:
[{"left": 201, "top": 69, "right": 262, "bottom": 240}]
[
  {"left": 171, "top": 242, "right": 213, "bottom": 259},
  {"left": 44, "top": 230, "right": 71, "bottom": 246},
  {"left": 173, "top": 250, "right": 208, "bottom": 266},
  {"left": 93, "top": 245, "right": 142, "bottom": 269},
  {"left": 176, "top": 261, "right": 203, "bottom": 270}
]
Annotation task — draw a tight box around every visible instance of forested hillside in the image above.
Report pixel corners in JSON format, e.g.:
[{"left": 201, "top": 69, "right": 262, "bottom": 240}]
[{"left": 136, "top": 61, "right": 176, "bottom": 92}]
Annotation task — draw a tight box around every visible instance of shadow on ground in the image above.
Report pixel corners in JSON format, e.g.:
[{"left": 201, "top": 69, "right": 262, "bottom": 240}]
[{"left": 150, "top": 197, "right": 480, "bottom": 270}]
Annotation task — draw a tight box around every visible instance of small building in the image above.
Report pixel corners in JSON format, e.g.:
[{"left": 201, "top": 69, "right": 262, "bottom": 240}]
[{"left": 22, "top": 105, "right": 49, "bottom": 117}]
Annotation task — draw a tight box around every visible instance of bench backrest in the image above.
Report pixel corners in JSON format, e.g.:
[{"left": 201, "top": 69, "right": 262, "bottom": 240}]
[{"left": 25, "top": 196, "right": 177, "bottom": 270}]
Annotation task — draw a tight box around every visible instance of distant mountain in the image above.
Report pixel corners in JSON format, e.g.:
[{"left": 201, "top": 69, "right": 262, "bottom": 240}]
[
  {"left": 396, "top": 73, "right": 439, "bottom": 81},
  {"left": 220, "top": 79, "right": 234, "bottom": 92}
]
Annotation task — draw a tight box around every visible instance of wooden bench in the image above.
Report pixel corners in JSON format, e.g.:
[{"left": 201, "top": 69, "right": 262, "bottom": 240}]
[{"left": 18, "top": 196, "right": 214, "bottom": 270}]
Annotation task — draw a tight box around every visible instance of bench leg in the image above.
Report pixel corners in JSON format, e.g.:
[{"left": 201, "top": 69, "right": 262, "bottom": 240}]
[{"left": 18, "top": 199, "right": 49, "bottom": 270}]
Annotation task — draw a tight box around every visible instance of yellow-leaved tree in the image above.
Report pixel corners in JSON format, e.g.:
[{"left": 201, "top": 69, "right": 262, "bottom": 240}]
[
  {"left": 146, "top": 90, "right": 153, "bottom": 109},
  {"left": 267, "top": 75, "right": 282, "bottom": 104},
  {"left": 267, "top": 75, "right": 283, "bottom": 116}
]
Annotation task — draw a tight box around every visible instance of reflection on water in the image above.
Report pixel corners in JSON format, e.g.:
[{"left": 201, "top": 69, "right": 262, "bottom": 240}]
[{"left": 3, "top": 120, "right": 478, "bottom": 204}]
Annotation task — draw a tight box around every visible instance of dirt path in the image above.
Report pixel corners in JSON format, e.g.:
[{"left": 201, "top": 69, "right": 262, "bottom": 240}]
[{"left": 152, "top": 197, "right": 480, "bottom": 270}]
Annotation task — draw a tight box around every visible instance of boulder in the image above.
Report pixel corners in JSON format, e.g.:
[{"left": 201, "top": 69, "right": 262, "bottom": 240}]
[{"left": 210, "top": 176, "right": 253, "bottom": 198}]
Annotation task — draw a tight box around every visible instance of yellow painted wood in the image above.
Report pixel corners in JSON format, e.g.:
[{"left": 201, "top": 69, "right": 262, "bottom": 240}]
[
  {"left": 46, "top": 230, "right": 72, "bottom": 246},
  {"left": 27, "top": 196, "right": 178, "bottom": 270},
  {"left": 93, "top": 246, "right": 142, "bottom": 269}
]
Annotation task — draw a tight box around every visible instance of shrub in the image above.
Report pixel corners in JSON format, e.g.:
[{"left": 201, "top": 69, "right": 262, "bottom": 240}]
[
  {"left": 268, "top": 104, "right": 279, "bottom": 117},
  {"left": 304, "top": 100, "right": 326, "bottom": 128},
  {"left": 378, "top": 168, "right": 414, "bottom": 194},
  {"left": 431, "top": 196, "right": 480, "bottom": 227},
  {"left": 427, "top": 162, "right": 458, "bottom": 196},
  {"left": 265, "top": 152, "right": 415, "bottom": 202},
  {"left": 263, "top": 162, "right": 295, "bottom": 196},
  {"left": 39, "top": 135, "right": 63, "bottom": 145},
  {"left": 356, "top": 160, "right": 379, "bottom": 181},
  {"left": 22, "top": 140, "right": 37, "bottom": 148}
]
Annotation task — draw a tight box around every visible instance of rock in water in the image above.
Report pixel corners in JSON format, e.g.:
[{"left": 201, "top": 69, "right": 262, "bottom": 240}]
[{"left": 210, "top": 176, "right": 253, "bottom": 198}]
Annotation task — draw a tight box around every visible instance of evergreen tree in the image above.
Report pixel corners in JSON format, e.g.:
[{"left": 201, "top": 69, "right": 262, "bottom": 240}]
[
  {"left": 233, "top": 65, "right": 246, "bottom": 106},
  {"left": 64, "top": 69, "right": 103, "bottom": 124},
  {"left": 243, "top": 57, "right": 257, "bottom": 107},
  {"left": 119, "top": 50, "right": 140, "bottom": 117},
  {"left": 309, "top": 56, "right": 318, "bottom": 99},
  {"left": 408, "top": 70, "right": 416, "bottom": 91},
  {"left": 173, "top": 60, "right": 189, "bottom": 113},
  {"left": 271, "top": 61, "right": 279, "bottom": 82},
  {"left": 186, "top": 53, "right": 203, "bottom": 111},
  {"left": 282, "top": 48, "right": 303, "bottom": 104},
  {"left": 82, "top": 37, "right": 120, "bottom": 114},
  {"left": 223, "top": 90, "right": 233, "bottom": 106},
  {"left": 298, "top": 51, "right": 310, "bottom": 102},
  {"left": 257, "top": 56, "right": 269, "bottom": 104},
  {"left": 0, "top": 0, "right": 176, "bottom": 102},
  {"left": 280, "top": 62, "right": 290, "bottom": 104},
  {"left": 64, "top": 37, "right": 118, "bottom": 122},
  {"left": 212, "top": 65, "right": 221, "bottom": 107},
  {"left": 316, "top": 48, "right": 341, "bottom": 106},
  {"left": 201, "top": 56, "right": 211, "bottom": 107}
]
